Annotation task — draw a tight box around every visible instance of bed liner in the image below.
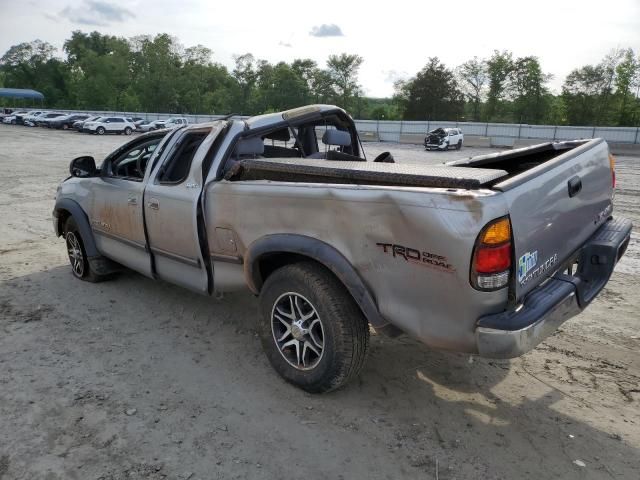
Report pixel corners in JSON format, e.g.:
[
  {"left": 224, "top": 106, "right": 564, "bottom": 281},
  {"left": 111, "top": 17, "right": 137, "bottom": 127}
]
[{"left": 225, "top": 158, "right": 508, "bottom": 189}]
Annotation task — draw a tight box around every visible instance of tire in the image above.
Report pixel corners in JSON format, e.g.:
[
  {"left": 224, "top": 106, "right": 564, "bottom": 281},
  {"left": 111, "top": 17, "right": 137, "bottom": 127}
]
[
  {"left": 62, "top": 124, "right": 68, "bottom": 130},
  {"left": 10, "top": 120, "right": 16, "bottom": 125},
  {"left": 64, "top": 217, "right": 109, "bottom": 283},
  {"left": 124, "top": 127, "right": 132, "bottom": 135},
  {"left": 96, "top": 127, "right": 105, "bottom": 135},
  {"left": 258, "top": 262, "right": 370, "bottom": 393},
  {"left": 456, "top": 140, "right": 462, "bottom": 150}
]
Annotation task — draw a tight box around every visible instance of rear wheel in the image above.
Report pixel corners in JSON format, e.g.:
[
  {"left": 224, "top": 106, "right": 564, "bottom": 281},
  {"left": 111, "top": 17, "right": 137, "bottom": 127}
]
[
  {"left": 96, "top": 127, "right": 105, "bottom": 135},
  {"left": 258, "top": 262, "right": 370, "bottom": 393},
  {"left": 64, "top": 217, "right": 110, "bottom": 283}
]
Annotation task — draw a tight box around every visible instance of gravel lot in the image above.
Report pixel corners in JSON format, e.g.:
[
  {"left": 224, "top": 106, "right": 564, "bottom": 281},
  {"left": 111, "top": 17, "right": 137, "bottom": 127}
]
[{"left": 1, "top": 125, "right": 639, "bottom": 480}]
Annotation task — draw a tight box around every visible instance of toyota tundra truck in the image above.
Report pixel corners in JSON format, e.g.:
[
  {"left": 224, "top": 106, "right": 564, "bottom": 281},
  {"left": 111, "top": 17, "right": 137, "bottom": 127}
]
[{"left": 53, "top": 104, "right": 632, "bottom": 392}]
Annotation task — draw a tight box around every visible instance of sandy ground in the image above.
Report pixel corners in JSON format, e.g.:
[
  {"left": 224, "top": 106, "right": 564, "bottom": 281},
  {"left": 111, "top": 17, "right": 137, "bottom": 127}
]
[{"left": 0, "top": 125, "right": 639, "bottom": 480}]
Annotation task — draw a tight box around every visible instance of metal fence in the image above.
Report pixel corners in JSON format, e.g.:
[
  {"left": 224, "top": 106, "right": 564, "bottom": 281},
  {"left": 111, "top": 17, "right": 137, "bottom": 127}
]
[
  {"left": 354, "top": 119, "right": 640, "bottom": 145},
  {"left": 22, "top": 108, "right": 640, "bottom": 145}
]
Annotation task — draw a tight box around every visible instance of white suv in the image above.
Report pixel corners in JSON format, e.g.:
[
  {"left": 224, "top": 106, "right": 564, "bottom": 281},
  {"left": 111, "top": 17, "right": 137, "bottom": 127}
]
[
  {"left": 424, "top": 128, "right": 464, "bottom": 151},
  {"left": 83, "top": 116, "right": 136, "bottom": 135}
]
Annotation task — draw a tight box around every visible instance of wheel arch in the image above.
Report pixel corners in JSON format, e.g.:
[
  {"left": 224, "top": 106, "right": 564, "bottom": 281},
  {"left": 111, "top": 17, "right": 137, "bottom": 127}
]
[
  {"left": 244, "top": 234, "right": 389, "bottom": 330},
  {"left": 53, "top": 198, "right": 99, "bottom": 257}
]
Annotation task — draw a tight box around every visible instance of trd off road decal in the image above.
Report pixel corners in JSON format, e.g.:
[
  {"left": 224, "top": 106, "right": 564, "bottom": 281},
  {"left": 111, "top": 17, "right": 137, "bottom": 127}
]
[
  {"left": 376, "top": 243, "right": 455, "bottom": 273},
  {"left": 517, "top": 251, "right": 538, "bottom": 283},
  {"left": 518, "top": 250, "right": 558, "bottom": 286}
]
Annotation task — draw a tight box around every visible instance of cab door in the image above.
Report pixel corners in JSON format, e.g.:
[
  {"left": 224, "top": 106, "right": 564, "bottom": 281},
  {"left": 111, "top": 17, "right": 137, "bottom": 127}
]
[
  {"left": 143, "top": 126, "right": 220, "bottom": 293},
  {"left": 89, "top": 137, "right": 163, "bottom": 277}
]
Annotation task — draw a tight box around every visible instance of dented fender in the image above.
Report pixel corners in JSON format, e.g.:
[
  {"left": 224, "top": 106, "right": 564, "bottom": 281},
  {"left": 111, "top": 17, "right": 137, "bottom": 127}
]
[{"left": 53, "top": 197, "right": 99, "bottom": 257}]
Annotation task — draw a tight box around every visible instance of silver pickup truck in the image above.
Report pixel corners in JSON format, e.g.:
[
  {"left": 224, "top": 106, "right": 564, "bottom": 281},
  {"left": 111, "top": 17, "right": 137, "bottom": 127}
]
[{"left": 53, "top": 105, "right": 632, "bottom": 392}]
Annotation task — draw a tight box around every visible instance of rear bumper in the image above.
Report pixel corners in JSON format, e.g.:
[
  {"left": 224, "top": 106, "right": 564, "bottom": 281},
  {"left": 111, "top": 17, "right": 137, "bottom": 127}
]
[{"left": 476, "top": 216, "right": 632, "bottom": 358}]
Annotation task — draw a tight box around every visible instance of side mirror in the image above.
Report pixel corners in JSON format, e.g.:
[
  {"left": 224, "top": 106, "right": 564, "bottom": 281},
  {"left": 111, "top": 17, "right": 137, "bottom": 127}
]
[{"left": 70, "top": 156, "right": 97, "bottom": 177}]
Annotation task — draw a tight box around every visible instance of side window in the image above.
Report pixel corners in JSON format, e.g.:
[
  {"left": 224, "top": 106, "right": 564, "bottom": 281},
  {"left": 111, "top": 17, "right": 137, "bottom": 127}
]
[
  {"left": 112, "top": 118, "right": 124, "bottom": 123},
  {"left": 106, "top": 139, "right": 160, "bottom": 181},
  {"left": 157, "top": 132, "right": 207, "bottom": 184}
]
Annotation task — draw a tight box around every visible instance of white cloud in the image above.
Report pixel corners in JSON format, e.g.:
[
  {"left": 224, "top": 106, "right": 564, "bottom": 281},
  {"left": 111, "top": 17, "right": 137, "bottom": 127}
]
[
  {"left": 309, "top": 24, "right": 344, "bottom": 37},
  {"left": 60, "top": 0, "right": 135, "bottom": 26}
]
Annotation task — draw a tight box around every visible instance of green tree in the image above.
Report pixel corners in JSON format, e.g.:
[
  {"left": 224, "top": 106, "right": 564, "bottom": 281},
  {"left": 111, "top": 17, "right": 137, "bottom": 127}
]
[
  {"left": 395, "top": 57, "right": 464, "bottom": 120},
  {"left": 508, "top": 56, "right": 550, "bottom": 124},
  {"left": 326, "top": 53, "right": 364, "bottom": 111},
  {"left": 614, "top": 48, "right": 639, "bottom": 126},
  {"left": 485, "top": 50, "right": 513, "bottom": 121},
  {"left": 456, "top": 57, "right": 487, "bottom": 121},
  {"left": 0, "top": 40, "right": 69, "bottom": 107}
]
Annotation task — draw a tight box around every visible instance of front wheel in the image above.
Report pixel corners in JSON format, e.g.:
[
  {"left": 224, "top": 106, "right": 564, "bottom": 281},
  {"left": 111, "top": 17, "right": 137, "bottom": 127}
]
[
  {"left": 258, "top": 262, "right": 370, "bottom": 393},
  {"left": 124, "top": 127, "right": 132, "bottom": 135},
  {"left": 96, "top": 127, "right": 105, "bottom": 135},
  {"left": 64, "top": 217, "right": 110, "bottom": 283},
  {"left": 456, "top": 140, "right": 462, "bottom": 150}
]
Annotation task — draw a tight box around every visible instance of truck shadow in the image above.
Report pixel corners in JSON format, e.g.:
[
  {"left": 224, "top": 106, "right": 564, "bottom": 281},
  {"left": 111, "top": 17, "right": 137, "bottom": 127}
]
[{"left": 1, "top": 265, "right": 638, "bottom": 479}]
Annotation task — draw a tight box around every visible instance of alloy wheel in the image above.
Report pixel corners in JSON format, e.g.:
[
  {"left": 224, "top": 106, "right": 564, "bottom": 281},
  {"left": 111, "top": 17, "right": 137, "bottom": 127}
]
[
  {"left": 66, "top": 232, "right": 84, "bottom": 277},
  {"left": 271, "top": 292, "right": 325, "bottom": 370}
]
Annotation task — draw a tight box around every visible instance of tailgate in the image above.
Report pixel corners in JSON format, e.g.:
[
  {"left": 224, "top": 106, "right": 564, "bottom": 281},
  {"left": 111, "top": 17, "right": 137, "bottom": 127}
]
[{"left": 494, "top": 139, "right": 614, "bottom": 301}]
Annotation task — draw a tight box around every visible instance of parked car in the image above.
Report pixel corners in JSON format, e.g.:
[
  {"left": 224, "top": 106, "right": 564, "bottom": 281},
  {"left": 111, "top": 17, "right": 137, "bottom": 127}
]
[
  {"left": 74, "top": 116, "right": 102, "bottom": 132},
  {"left": 35, "top": 113, "right": 66, "bottom": 127},
  {"left": 2, "top": 110, "right": 29, "bottom": 124},
  {"left": 164, "top": 117, "right": 189, "bottom": 127},
  {"left": 137, "top": 120, "right": 166, "bottom": 132},
  {"left": 50, "top": 114, "right": 90, "bottom": 130},
  {"left": 0, "top": 108, "right": 13, "bottom": 121},
  {"left": 53, "top": 104, "right": 631, "bottom": 393},
  {"left": 21, "top": 111, "right": 46, "bottom": 126},
  {"left": 82, "top": 116, "right": 135, "bottom": 135},
  {"left": 424, "top": 127, "right": 464, "bottom": 151}
]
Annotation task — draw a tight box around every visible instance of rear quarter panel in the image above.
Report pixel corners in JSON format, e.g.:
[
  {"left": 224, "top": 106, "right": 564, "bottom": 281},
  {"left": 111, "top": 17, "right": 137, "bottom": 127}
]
[{"left": 206, "top": 181, "right": 510, "bottom": 353}]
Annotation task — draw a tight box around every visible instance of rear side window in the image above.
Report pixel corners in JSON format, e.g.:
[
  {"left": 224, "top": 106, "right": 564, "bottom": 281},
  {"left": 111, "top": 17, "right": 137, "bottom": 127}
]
[{"left": 157, "top": 132, "right": 207, "bottom": 184}]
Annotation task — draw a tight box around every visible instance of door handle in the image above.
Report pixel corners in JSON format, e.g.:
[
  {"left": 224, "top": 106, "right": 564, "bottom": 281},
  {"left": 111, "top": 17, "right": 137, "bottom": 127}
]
[
  {"left": 147, "top": 199, "right": 159, "bottom": 210},
  {"left": 127, "top": 196, "right": 137, "bottom": 206},
  {"left": 568, "top": 176, "right": 582, "bottom": 197}
]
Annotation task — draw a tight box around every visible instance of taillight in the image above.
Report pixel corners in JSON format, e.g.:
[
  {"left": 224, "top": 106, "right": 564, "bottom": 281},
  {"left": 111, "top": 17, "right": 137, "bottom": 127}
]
[
  {"left": 471, "top": 217, "right": 512, "bottom": 291},
  {"left": 609, "top": 153, "right": 616, "bottom": 189}
]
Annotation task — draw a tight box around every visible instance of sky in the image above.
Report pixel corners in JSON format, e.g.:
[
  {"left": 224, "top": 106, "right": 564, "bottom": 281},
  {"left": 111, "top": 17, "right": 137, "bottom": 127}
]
[{"left": 1, "top": 0, "right": 639, "bottom": 97}]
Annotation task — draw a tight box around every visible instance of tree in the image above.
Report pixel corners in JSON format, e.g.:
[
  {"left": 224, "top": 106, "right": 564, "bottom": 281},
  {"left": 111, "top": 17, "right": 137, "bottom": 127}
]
[
  {"left": 394, "top": 57, "right": 464, "bottom": 120},
  {"left": 232, "top": 53, "right": 258, "bottom": 114},
  {"left": 485, "top": 50, "right": 513, "bottom": 121},
  {"left": 0, "top": 40, "right": 68, "bottom": 106},
  {"left": 326, "top": 53, "right": 364, "bottom": 111},
  {"left": 508, "top": 56, "right": 550, "bottom": 124},
  {"left": 614, "top": 48, "right": 639, "bottom": 126},
  {"left": 456, "top": 57, "right": 487, "bottom": 121}
]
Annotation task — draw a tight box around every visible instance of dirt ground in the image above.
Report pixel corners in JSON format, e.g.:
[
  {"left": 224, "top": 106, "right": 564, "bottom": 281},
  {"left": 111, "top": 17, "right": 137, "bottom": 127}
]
[{"left": 0, "top": 125, "right": 639, "bottom": 480}]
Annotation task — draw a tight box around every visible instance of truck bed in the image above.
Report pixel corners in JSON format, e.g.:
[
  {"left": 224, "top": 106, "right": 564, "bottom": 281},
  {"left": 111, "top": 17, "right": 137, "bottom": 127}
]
[{"left": 225, "top": 157, "right": 508, "bottom": 189}]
